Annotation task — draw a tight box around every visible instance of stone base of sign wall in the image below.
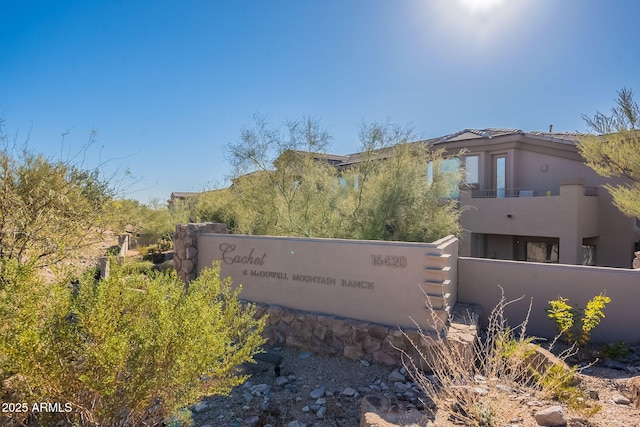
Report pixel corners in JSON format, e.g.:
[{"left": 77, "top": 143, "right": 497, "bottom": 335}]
[
  {"left": 249, "top": 302, "right": 480, "bottom": 367},
  {"left": 174, "top": 222, "right": 228, "bottom": 283}
]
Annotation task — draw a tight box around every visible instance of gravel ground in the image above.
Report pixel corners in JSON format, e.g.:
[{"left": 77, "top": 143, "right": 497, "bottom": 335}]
[
  {"left": 191, "top": 345, "right": 423, "bottom": 427},
  {"left": 189, "top": 343, "right": 640, "bottom": 427}
]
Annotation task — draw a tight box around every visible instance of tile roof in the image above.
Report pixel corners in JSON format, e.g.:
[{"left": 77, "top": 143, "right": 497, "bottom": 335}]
[
  {"left": 428, "top": 128, "right": 520, "bottom": 144},
  {"left": 234, "top": 128, "right": 584, "bottom": 178},
  {"left": 286, "top": 149, "right": 350, "bottom": 164},
  {"left": 328, "top": 128, "right": 582, "bottom": 167},
  {"left": 419, "top": 128, "right": 581, "bottom": 146},
  {"left": 170, "top": 191, "right": 200, "bottom": 199},
  {"left": 525, "top": 131, "right": 581, "bottom": 145}
]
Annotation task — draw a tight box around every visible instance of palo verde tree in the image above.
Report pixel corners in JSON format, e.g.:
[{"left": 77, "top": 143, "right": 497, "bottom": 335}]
[
  {"left": 226, "top": 113, "right": 337, "bottom": 237},
  {"left": 0, "top": 120, "right": 115, "bottom": 270},
  {"left": 579, "top": 88, "right": 640, "bottom": 218},
  {"left": 225, "top": 115, "right": 462, "bottom": 241}
]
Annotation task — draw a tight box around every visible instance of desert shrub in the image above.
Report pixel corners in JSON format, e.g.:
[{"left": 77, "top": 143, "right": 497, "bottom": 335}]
[
  {"left": 117, "top": 258, "right": 155, "bottom": 275},
  {"left": 106, "top": 244, "right": 122, "bottom": 256},
  {"left": 140, "top": 244, "right": 167, "bottom": 264},
  {"left": 108, "top": 197, "right": 191, "bottom": 248},
  {"left": 0, "top": 261, "right": 265, "bottom": 426},
  {"left": 534, "top": 362, "right": 601, "bottom": 418},
  {"left": 0, "top": 259, "right": 73, "bottom": 425},
  {"left": 403, "top": 289, "right": 599, "bottom": 426},
  {"left": 402, "top": 293, "right": 536, "bottom": 425},
  {"left": 546, "top": 293, "right": 611, "bottom": 346},
  {"left": 193, "top": 188, "right": 238, "bottom": 228},
  {"left": 599, "top": 341, "right": 631, "bottom": 360}
]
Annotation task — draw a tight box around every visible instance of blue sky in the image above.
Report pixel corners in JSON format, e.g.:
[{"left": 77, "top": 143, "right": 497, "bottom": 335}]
[{"left": 2, "top": 0, "right": 639, "bottom": 203}]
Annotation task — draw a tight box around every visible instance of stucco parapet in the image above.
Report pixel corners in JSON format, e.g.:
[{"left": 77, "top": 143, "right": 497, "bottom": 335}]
[{"left": 558, "top": 177, "right": 585, "bottom": 186}]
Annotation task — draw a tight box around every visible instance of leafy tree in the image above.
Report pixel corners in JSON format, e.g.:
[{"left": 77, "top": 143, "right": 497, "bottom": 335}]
[
  {"left": 141, "top": 198, "right": 191, "bottom": 243},
  {"left": 343, "top": 124, "right": 462, "bottom": 241},
  {"left": 0, "top": 120, "right": 115, "bottom": 269},
  {"left": 226, "top": 114, "right": 337, "bottom": 237},
  {"left": 225, "top": 116, "right": 462, "bottom": 241},
  {"left": 107, "top": 198, "right": 148, "bottom": 233},
  {"left": 579, "top": 88, "right": 640, "bottom": 218},
  {"left": 193, "top": 188, "right": 240, "bottom": 230}
]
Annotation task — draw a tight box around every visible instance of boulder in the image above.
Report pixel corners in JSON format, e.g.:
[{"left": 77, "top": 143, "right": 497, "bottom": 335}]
[
  {"left": 534, "top": 405, "right": 567, "bottom": 426},
  {"left": 525, "top": 344, "right": 578, "bottom": 385}
]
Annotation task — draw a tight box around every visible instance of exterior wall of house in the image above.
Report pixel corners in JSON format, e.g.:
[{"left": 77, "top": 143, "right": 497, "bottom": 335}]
[
  {"left": 593, "top": 178, "right": 640, "bottom": 267},
  {"left": 513, "top": 149, "right": 597, "bottom": 190},
  {"left": 485, "top": 234, "right": 513, "bottom": 259},
  {"left": 458, "top": 256, "right": 640, "bottom": 343},
  {"left": 456, "top": 134, "right": 638, "bottom": 267}
]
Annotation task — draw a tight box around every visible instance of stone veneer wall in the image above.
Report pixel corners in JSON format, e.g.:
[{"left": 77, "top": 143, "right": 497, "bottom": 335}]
[
  {"left": 173, "top": 222, "right": 228, "bottom": 282},
  {"left": 250, "top": 302, "right": 479, "bottom": 366}
]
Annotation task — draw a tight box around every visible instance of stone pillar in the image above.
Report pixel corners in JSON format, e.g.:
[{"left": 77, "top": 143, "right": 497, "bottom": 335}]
[
  {"left": 173, "top": 222, "right": 228, "bottom": 283},
  {"left": 633, "top": 251, "right": 640, "bottom": 269}
]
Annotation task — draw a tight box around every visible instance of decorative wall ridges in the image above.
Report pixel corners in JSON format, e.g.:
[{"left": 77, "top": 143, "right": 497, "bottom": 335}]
[
  {"left": 425, "top": 252, "right": 452, "bottom": 268},
  {"left": 422, "top": 241, "right": 457, "bottom": 332}
]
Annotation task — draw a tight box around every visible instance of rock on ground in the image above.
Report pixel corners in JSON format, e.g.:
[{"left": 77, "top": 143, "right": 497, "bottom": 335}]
[{"left": 534, "top": 405, "right": 566, "bottom": 426}]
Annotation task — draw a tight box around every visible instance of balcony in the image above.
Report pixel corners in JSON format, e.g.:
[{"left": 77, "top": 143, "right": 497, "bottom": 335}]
[
  {"left": 460, "top": 179, "right": 600, "bottom": 264},
  {"left": 470, "top": 186, "right": 598, "bottom": 199}
]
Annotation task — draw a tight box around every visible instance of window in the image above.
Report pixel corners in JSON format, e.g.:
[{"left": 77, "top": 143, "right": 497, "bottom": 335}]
[
  {"left": 493, "top": 155, "right": 506, "bottom": 198},
  {"left": 526, "top": 241, "right": 559, "bottom": 263},
  {"left": 427, "top": 158, "right": 461, "bottom": 198},
  {"left": 338, "top": 174, "right": 358, "bottom": 191},
  {"left": 464, "top": 155, "right": 479, "bottom": 184}
]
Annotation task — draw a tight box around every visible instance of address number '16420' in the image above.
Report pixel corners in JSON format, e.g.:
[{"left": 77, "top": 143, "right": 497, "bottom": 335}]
[{"left": 371, "top": 255, "right": 407, "bottom": 268}]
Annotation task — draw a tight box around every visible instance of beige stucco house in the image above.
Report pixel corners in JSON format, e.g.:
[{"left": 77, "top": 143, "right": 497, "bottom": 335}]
[
  {"left": 177, "top": 127, "right": 640, "bottom": 268},
  {"left": 427, "top": 128, "right": 639, "bottom": 268},
  {"left": 328, "top": 127, "right": 639, "bottom": 267}
]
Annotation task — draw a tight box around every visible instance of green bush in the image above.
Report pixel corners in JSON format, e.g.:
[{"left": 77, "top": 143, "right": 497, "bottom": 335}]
[
  {"left": 117, "top": 258, "right": 155, "bottom": 275},
  {"left": 546, "top": 293, "right": 611, "bottom": 346},
  {"left": 599, "top": 341, "right": 631, "bottom": 360},
  {"left": 0, "top": 260, "right": 265, "bottom": 426}
]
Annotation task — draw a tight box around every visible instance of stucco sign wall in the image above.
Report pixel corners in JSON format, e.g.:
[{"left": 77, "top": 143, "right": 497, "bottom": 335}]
[{"left": 197, "top": 233, "right": 457, "bottom": 330}]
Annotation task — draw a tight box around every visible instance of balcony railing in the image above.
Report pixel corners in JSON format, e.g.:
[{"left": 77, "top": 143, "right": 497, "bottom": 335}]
[
  {"left": 470, "top": 187, "right": 599, "bottom": 199},
  {"left": 583, "top": 186, "right": 599, "bottom": 196},
  {"left": 471, "top": 188, "right": 556, "bottom": 198}
]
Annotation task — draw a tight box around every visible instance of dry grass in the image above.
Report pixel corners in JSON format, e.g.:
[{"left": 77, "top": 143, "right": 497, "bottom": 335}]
[{"left": 401, "top": 288, "right": 599, "bottom": 426}]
